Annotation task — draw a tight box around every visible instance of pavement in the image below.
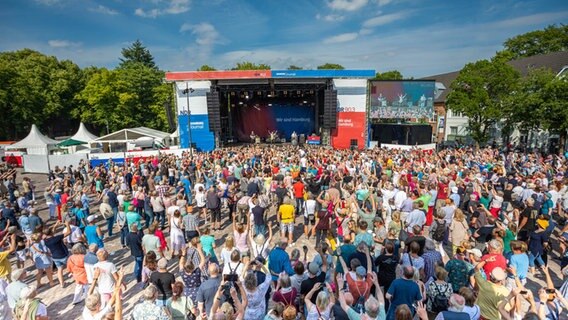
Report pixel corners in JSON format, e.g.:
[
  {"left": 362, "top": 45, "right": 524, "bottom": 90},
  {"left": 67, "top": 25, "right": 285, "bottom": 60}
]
[{"left": 7, "top": 170, "right": 567, "bottom": 319}]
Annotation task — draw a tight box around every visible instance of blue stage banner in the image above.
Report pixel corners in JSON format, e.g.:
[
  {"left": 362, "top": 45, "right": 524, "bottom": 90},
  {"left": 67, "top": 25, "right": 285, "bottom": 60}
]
[
  {"left": 178, "top": 114, "right": 215, "bottom": 151},
  {"left": 271, "top": 70, "right": 375, "bottom": 78}
]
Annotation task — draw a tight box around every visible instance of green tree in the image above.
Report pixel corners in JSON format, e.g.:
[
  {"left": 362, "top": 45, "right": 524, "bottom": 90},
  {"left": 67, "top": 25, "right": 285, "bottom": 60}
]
[
  {"left": 447, "top": 58, "right": 520, "bottom": 146},
  {"left": 0, "top": 49, "right": 84, "bottom": 138},
  {"left": 317, "top": 63, "right": 344, "bottom": 70},
  {"left": 198, "top": 65, "right": 217, "bottom": 71},
  {"left": 287, "top": 65, "right": 303, "bottom": 70},
  {"left": 509, "top": 68, "right": 556, "bottom": 132},
  {"left": 231, "top": 61, "right": 271, "bottom": 70},
  {"left": 541, "top": 76, "right": 568, "bottom": 152},
  {"left": 501, "top": 24, "right": 568, "bottom": 60},
  {"left": 119, "top": 39, "right": 157, "bottom": 70},
  {"left": 374, "top": 70, "right": 403, "bottom": 80}
]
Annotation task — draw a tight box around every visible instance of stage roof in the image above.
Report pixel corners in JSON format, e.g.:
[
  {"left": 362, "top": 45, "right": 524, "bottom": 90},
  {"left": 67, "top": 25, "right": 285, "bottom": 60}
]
[{"left": 165, "top": 69, "right": 375, "bottom": 81}]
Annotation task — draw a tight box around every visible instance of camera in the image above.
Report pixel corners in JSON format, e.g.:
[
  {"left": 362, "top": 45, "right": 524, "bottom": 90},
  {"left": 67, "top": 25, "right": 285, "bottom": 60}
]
[{"left": 223, "top": 274, "right": 238, "bottom": 282}]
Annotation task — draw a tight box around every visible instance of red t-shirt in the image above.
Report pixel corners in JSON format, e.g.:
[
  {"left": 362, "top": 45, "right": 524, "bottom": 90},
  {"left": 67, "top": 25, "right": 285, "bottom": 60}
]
[
  {"left": 437, "top": 182, "right": 449, "bottom": 200},
  {"left": 481, "top": 253, "right": 507, "bottom": 279},
  {"left": 293, "top": 182, "right": 304, "bottom": 198}
]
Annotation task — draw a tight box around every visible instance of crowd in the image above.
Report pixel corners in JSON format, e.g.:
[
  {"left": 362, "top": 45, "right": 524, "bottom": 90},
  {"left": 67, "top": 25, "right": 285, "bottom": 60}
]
[{"left": 0, "top": 145, "right": 568, "bottom": 320}]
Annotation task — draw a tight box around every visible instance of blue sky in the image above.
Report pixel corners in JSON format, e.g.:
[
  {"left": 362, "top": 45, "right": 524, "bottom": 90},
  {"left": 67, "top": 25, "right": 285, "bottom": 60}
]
[{"left": 1, "top": 0, "right": 567, "bottom": 77}]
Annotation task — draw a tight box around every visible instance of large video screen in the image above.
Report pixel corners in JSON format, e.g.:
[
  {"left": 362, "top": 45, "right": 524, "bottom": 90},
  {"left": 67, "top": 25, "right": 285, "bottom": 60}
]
[{"left": 370, "top": 81, "right": 435, "bottom": 120}]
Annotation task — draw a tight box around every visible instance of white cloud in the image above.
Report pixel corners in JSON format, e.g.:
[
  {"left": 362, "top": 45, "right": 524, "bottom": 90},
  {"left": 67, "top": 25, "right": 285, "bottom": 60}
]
[
  {"left": 48, "top": 40, "right": 81, "bottom": 48},
  {"left": 328, "top": 0, "right": 369, "bottom": 11},
  {"left": 377, "top": 0, "right": 393, "bottom": 6},
  {"left": 323, "top": 32, "right": 359, "bottom": 44},
  {"left": 362, "top": 11, "right": 411, "bottom": 28},
  {"left": 316, "top": 13, "right": 345, "bottom": 22},
  {"left": 359, "top": 28, "right": 373, "bottom": 35},
  {"left": 491, "top": 11, "right": 568, "bottom": 28},
  {"left": 34, "top": 0, "right": 60, "bottom": 5},
  {"left": 179, "top": 22, "right": 224, "bottom": 63},
  {"left": 89, "top": 5, "right": 118, "bottom": 15},
  {"left": 135, "top": 0, "right": 191, "bottom": 18}
]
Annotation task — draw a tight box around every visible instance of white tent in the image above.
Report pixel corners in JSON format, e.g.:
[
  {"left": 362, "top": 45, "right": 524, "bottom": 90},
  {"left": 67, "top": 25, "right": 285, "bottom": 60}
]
[
  {"left": 93, "top": 127, "right": 173, "bottom": 151},
  {"left": 70, "top": 122, "right": 98, "bottom": 143},
  {"left": 6, "top": 124, "right": 59, "bottom": 155}
]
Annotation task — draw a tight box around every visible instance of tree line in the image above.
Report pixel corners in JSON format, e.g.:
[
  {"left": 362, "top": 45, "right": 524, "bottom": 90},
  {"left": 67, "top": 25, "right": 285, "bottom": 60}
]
[{"left": 447, "top": 24, "right": 568, "bottom": 149}]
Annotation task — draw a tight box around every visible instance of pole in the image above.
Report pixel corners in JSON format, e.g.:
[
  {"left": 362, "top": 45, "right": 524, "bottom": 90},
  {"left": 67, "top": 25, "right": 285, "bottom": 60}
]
[{"left": 185, "top": 83, "right": 193, "bottom": 156}]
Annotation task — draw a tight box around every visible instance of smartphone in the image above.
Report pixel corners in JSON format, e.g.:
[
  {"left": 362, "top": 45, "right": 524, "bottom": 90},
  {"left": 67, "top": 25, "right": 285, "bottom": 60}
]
[{"left": 520, "top": 290, "right": 527, "bottom": 294}]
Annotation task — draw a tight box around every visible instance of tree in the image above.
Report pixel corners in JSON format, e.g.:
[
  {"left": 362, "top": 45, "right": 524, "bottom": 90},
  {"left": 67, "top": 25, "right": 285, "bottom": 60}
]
[
  {"left": 74, "top": 63, "right": 169, "bottom": 134},
  {"left": 287, "top": 65, "right": 303, "bottom": 70},
  {"left": 231, "top": 62, "right": 271, "bottom": 70},
  {"left": 541, "top": 76, "right": 568, "bottom": 153},
  {"left": 0, "top": 49, "right": 84, "bottom": 138},
  {"left": 446, "top": 58, "right": 520, "bottom": 146},
  {"left": 501, "top": 24, "right": 568, "bottom": 60},
  {"left": 119, "top": 39, "right": 157, "bottom": 70},
  {"left": 317, "top": 63, "right": 344, "bottom": 70},
  {"left": 374, "top": 70, "right": 403, "bottom": 80},
  {"left": 509, "top": 68, "right": 556, "bottom": 132},
  {"left": 198, "top": 65, "right": 216, "bottom": 71}
]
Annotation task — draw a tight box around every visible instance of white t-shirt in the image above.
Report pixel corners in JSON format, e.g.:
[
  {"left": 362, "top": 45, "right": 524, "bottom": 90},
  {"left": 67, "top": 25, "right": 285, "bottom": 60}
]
[
  {"left": 222, "top": 261, "right": 244, "bottom": 280},
  {"left": 94, "top": 261, "right": 117, "bottom": 294},
  {"left": 303, "top": 199, "right": 317, "bottom": 217},
  {"left": 64, "top": 225, "right": 83, "bottom": 243}
]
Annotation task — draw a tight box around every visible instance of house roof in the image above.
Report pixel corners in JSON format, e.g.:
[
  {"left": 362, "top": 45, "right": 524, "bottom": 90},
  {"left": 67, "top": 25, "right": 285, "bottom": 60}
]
[
  {"left": 94, "top": 127, "right": 171, "bottom": 143},
  {"left": 422, "top": 51, "right": 568, "bottom": 103},
  {"left": 6, "top": 124, "right": 59, "bottom": 150}
]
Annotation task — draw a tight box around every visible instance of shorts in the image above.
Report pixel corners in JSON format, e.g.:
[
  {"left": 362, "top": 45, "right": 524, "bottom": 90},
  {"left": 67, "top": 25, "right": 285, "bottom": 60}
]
[
  {"left": 16, "top": 249, "right": 27, "bottom": 262},
  {"left": 280, "top": 222, "right": 294, "bottom": 234},
  {"left": 210, "top": 208, "right": 221, "bottom": 223},
  {"left": 53, "top": 256, "right": 69, "bottom": 268},
  {"left": 186, "top": 230, "right": 199, "bottom": 241},
  {"left": 304, "top": 215, "right": 315, "bottom": 226}
]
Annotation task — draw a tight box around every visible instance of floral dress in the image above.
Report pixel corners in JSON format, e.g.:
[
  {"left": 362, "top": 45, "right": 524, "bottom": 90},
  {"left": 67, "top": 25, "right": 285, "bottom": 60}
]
[{"left": 180, "top": 268, "right": 202, "bottom": 304}]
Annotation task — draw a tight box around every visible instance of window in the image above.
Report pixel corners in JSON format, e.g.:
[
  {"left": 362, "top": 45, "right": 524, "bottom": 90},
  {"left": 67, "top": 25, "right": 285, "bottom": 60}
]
[{"left": 450, "top": 126, "right": 458, "bottom": 135}]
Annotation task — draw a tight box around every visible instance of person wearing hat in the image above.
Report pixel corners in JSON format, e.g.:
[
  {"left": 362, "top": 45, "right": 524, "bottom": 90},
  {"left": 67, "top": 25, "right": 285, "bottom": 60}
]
[
  {"left": 300, "top": 248, "right": 328, "bottom": 305},
  {"left": 341, "top": 246, "right": 373, "bottom": 303},
  {"left": 14, "top": 284, "right": 47, "bottom": 319},
  {"left": 6, "top": 268, "right": 26, "bottom": 311},
  {"left": 473, "top": 260, "right": 510, "bottom": 320},
  {"left": 84, "top": 215, "right": 104, "bottom": 249},
  {"left": 449, "top": 186, "right": 461, "bottom": 208},
  {"left": 527, "top": 216, "right": 550, "bottom": 274}
]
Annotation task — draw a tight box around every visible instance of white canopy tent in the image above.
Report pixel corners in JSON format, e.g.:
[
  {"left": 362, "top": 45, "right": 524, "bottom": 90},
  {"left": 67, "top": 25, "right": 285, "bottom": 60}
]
[
  {"left": 6, "top": 124, "right": 59, "bottom": 155},
  {"left": 70, "top": 122, "right": 99, "bottom": 143},
  {"left": 92, "top": 127, "right": 173, "bottom": 151}
]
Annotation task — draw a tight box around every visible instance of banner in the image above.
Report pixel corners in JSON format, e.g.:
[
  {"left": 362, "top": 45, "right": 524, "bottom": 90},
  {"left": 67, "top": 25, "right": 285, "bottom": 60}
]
[
  {"left": 23, "top": 155, "right": 49, "bottom": 173},
  {"left": 370, "top": 81, "right": 435, "bottom": 120},
  {"left": 178, "top": 114, "right": 215, "bottom": 151},
  {"left": 331, "top": 112, "right": 366, "bottom": 149}
]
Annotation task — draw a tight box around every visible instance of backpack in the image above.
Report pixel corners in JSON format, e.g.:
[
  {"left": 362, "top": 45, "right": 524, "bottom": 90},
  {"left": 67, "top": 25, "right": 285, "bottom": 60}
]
[
  {"left": 432, "top": 220, "right": 447, "bottom": 241},
  {"left": 430, "top": 283, "right": 449, "bottom": 313},
  {"left": 353, "top": 293, "right": 366, "bottom": 314}
]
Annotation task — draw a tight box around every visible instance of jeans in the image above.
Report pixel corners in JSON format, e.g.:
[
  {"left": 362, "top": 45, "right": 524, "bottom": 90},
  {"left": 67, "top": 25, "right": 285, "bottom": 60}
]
[
  {"left": 133, "top": 256, "right": 143, "bottom": 282},
  {"left": 48, "top": 203, "right": 56, "bottom": 219},
  {"left": 120, "top": 226, "right": 128, "bottom": 246},
  {"left": 529, "top": 252, "right": 545, "bottom": 268},
  {"left": 106, "top": 216, "right": 115, "bottom": 237},
  {"left": 144, "top": 210, "right": 154, "bottom": 229},
  {"left": 295, "top": 198, "right": 304, "bottom": 215},
  {"left": 254, "top": 224, "right": 266, "bottom": 237},
  {"left": 155, "top": 211, "right": 166, "bottom": 229}
]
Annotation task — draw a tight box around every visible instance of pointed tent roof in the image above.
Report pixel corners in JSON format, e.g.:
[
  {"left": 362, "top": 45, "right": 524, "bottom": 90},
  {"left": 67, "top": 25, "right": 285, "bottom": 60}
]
[
  {"left": 94, "top": 127, "right": 171, "bottom": 143},
  {"left": 6, "top": 124, "right": 59, "bottom": 150},
  {"left": 70, "top": 122, "right": 98, "bottom": 142}
]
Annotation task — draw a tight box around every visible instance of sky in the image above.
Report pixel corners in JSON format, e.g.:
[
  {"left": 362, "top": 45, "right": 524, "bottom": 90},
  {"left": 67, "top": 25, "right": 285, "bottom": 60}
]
[{"left": 1, "top": 0, "right": 567, "bottom": 78}]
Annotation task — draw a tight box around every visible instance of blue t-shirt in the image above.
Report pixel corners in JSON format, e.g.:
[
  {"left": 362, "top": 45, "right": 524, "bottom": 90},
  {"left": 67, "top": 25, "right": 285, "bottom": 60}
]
[
  {"left": 387, "top": 278, "right": 422, "bottom": 320},
  {"left": 509, "top": 253, "right": 529, "bottom": 280}
]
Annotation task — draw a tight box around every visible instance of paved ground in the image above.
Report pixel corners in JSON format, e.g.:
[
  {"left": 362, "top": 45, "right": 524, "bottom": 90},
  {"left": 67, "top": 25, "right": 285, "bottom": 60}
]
[{"left": 8, "top": 170, "right": 567, "bottom": 319}]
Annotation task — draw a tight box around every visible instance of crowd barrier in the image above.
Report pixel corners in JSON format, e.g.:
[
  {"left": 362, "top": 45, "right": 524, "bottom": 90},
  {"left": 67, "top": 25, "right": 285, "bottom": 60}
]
[
  {"left": 20, "top": 149, "right": 192, "bottom": 174},
  {"left": 379, "top": 143, "right": 437, "bottom": 151}
]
